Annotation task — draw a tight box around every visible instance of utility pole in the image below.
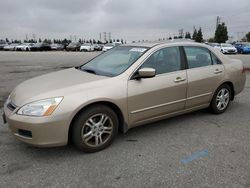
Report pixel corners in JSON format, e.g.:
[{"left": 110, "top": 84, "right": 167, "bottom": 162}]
[
  {"left": 178, "top": 29, "right": 184, "bottom": 38},
  {"left": 108, "top": 32, "right": 111, "bottom": 42},
  {"left": 103, "top": 32, "right": 107, "bottom": 42}
]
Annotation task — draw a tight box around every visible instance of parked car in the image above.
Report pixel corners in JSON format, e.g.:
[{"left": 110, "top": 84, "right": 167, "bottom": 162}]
[
  {"left": 66, "top": 42, "right": 81, "bottom": 51},
  {"left": 3, "top": 42, "right": 246, "bottom": 152},
  {"left": 30, "top": 43, "right": 51, "bottom": 51},
  {"left": 207, "top": 43, "right": 220, "bottom": 48},
  {"left": 15, "top": 43, "right": 34, "bottom": 51},
  {"left": 94, "top": 44, "right": 103, "bottom": 51},
  {"left": 0, "top": 42, "right": 7, "bottom": 50},
  {"left": 3, "top": 43, "right": 20, "bottom": 51},
  {"left": 215, "top": 43, "right": 237, "bottom": 54},
  {"left": 102, "top": 43, "right": 115, "bottom": 52},
  {"left": 234, "top": 43, "right": 250, "bottom": 54},
  {"left": 80, "top": 43, "right": 94, "bottom": 52},
  {"left": 50, "top": 43, "right": 64, "bottom": 51}
]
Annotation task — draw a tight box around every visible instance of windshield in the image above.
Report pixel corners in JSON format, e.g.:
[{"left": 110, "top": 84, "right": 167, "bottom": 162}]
[
  {"left": 221, "top": 44, "right": 233, "bottom": 47},
  {"left": 243, "top": 44, "right": 250, "bottom": 47},
  {"left": 80, "top": 46, "right": 148, "bottom": 77}
]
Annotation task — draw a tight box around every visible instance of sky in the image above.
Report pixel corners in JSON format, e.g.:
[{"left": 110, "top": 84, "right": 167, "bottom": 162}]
[{"left": 0, "top": 0, "right": 249, "bottom": 42}]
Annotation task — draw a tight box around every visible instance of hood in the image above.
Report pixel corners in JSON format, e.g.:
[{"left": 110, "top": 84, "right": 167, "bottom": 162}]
[{"left": 10, "top": 68, "right": 108, "bottom": 106}]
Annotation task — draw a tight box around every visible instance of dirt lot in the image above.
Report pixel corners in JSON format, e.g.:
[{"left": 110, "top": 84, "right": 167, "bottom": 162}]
[{"left": 0, "top": 51, "right": 250, "bottom": 187}]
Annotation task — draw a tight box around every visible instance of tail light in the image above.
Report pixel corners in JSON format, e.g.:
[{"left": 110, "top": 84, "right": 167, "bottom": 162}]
[{"left": 242, "top": 66, "right": 245, "bottom": 73}]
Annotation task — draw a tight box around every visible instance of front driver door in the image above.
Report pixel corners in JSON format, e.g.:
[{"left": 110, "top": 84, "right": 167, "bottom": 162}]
[{"left": 127, "top": 46, "right": 187, "bottom": 125}]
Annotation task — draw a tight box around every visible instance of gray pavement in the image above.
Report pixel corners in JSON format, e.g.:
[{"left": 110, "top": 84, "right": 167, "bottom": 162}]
[{"left": 0, "top": 51, "right": 250, "bottom": 188}]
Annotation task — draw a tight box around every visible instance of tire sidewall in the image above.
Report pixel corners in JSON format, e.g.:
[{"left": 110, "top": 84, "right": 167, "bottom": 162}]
[
  {"left": 210, "top": 84, "right": 231, "bottom": 114},
  {"left": 72, "top": 105, "right": 119, "bottom": 153}
]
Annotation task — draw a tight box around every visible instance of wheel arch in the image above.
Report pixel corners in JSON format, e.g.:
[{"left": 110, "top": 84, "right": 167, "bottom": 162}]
[
  {"left": 68, "top": 101, "right": 128, "bottom": 144},
  {"left": 219, "top": 81, "right": 235, "bottom": 100}
]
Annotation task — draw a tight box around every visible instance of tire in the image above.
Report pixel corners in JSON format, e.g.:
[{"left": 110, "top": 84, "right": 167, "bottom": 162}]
[
  {"left": 210, "top": 84, "right": 231, "bottom": 114},
  {"left": 72, "top": 105, "right": 119, "bottom": 153}
]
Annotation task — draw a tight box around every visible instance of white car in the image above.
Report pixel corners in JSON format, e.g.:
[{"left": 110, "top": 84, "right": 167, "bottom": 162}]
[
  {"left": 15, "top": 43, "right": 34, "bottom": 51},
  {"left": 3, "top": 43, "right": 20, "bottom": 51},
  {"left": 80, "top": 43, "right": 94, "bottom": 52},
  {"left": 215, "top": 43, "right": 237, "bottom": 54},
  {"left": 102, "top": 43, "right": 115, "bottom": 52}
]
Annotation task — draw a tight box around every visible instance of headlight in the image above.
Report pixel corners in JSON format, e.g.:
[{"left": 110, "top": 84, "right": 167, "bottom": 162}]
[{"left": 17, "top": 97, "right": 63, "bottom": 117}]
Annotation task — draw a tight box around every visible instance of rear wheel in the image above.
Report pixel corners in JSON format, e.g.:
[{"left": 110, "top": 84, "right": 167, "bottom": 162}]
[
  {"left": 210, "top": 84, "right": 231, "bottom": 114},
  {"left": 72, "top": 105, "right": 119, "bottom": 152}
]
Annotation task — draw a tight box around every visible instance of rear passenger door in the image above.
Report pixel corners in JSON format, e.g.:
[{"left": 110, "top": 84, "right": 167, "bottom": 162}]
[{"left": 183, "top": 46, "right": 225, "bottom": 108}]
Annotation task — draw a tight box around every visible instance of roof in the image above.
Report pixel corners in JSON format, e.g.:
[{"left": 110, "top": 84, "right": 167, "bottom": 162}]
[{"left": 123, "top": 39, "right": 200, "bottom": 48}]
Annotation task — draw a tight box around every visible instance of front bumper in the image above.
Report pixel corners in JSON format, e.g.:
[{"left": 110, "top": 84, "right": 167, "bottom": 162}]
[
  {"left": 223, "top": 50, "right": 237, "bottom": 54},
  {"left": 3, "top": 104, "right": 70, "bottom": 147}
]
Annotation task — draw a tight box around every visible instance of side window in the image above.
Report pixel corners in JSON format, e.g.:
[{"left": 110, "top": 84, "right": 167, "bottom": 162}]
[
  {"left": 210, "top": 53, "right": 222, "bottom": 65},
  {"left": 141, "top": 47, "right": 181, "bottom": 74},
  {"left": 184, "top": 47, "right": 213, "bottom": 69}
]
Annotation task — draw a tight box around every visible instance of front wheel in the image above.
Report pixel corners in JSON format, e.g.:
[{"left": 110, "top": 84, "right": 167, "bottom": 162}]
[
  {"left": 71, "top": 105, "right": 119, "bottom": 152},
  {"left": 210, "top": 84, "right": 231, "bottom": 114}
]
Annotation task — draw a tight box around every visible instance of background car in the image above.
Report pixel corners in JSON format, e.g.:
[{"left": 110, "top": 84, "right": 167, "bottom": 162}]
[
  {"left": 66, "top": 42, "right": 81, "bottom": 51},
  {"left": 215, "top": 43, "right": 237, "bottom": 54},
  {"left": 3, "top": 43, "right": 20, "bottom": 51},
  {"left": 15, "top": 43, "right": 34, "bottom": 51},
  {"left": 207, "top": 43, "right": 220, "bottom": 48},
  {"left": 234, "top": 43, "right": 250, "bottom": 54},
  {"left": 50, "top": 43, "right": 64, "bottom": 51},
  {"left": 80, "top": 43, "right": 94, "bottom": 52},
  {"left": 94, "top": 44, "right": 102, "bottom": 51},
  {"left": 102, "top": 43, "right": 115, "bottom": 52},
  {"left": 0, "top": 41, "right": 7, "bottom": 50},
  {"left": 30, "top": 43, "right": 51, "bottom": 51}
]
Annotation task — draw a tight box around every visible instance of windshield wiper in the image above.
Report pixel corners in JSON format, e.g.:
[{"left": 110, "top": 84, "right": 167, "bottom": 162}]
[{"left": 81, "top": 68, "right": 98, "bottom": 75}]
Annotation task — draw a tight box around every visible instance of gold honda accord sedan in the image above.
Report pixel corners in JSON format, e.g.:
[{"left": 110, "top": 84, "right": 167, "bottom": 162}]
[{"left": 3, "top": 42, "right": 246, "bottom": 152}]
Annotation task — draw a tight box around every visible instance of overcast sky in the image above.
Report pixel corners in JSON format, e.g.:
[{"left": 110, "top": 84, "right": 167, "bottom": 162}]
[{"left": 0, "top": 0, "right": 249, "bottom": 42}]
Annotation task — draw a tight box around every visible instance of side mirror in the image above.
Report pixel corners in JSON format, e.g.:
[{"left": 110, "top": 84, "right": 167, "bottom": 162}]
[{"left": 137, "top": 68, "right": 156, "bottom": 78}]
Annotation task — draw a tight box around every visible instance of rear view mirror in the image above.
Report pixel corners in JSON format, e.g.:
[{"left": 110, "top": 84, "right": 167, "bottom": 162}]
[{"left": 138, "top": 68, "right": 156, "bottom": 78}]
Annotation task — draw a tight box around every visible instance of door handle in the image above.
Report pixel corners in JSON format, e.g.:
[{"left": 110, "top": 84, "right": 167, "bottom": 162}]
[
  {"left": 174, "top": 77, "right": 186, "bottom": 83},
  {"left": 214, "top": 69, "right": 223, "bottom": 74}
]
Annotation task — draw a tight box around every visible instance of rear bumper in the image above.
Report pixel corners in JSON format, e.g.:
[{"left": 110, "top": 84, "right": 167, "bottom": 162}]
[{"left": 3, "top": 104, "right": 69, "bottom": 147}]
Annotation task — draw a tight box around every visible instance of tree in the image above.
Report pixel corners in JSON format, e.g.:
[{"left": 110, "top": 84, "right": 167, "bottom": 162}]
[
  {"left": 185, "top": 32, "right": 191, "bottom": 39},
  {"left": 214, "top": 22, "right": 228, "bottom": 43},
  {"left": 246, "top": 32, "right": 250, "bottom": 42},
  {"left": 192, "top": 28, "right": 197, "bottom": 41},
  {"left": 195, "top": 27, "right": 203, "bottom": 42},
  {"left": 208, "top": 38, "right": 215, "bottom": 42},
  {"left": 39, "top": 38, "right": 42, "bottom": 43},
  {"left": 5, "top": 38, "right": 9, "bottom": 43}
]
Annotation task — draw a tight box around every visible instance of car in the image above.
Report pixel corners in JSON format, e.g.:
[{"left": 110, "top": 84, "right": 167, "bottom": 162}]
[
  {"left": 207, "top": 43, "right": 220, "bottom": 48},
  {"left": 80, "top": 43, "right": 94, "bottom": 52},
  {"left": 3, "top": 43, "right": 20, "bottom": 51},
  {"left": 3, "top": 42, "right": 246, "bottom": 153},
  {"left": 215, "top": 43, "right": 237, "bottom": 54},
  {"left": 66, "top": 42, "right": 81, "bottom": 51},
  {"left": 50, "top": 43, "right": 64, "bottom": 51},
  {"left": 102, "top": 43, "right": 115, "bottom": 52},
  {"left": 0, "top": 41, "right": 7, "bottom": 50},
  {"left": 94, "top": 44, "right": 103, "bottom": 51},
  {"left": 30, "top": 43, "right": 51, "bottom": 51},
  {"left": 234, "top": 43, "right": 250, "bottom": 54},
  {"left": 15, "top": 43, "right": 34, "bottom": 51}
]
